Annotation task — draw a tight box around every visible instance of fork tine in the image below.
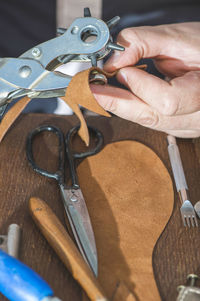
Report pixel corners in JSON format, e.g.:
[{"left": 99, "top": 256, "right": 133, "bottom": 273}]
[
  {"left": 185, "top": 216, "right": 191, "bottom": 228},
  {"left": 193, "top": 216, "right": 198, "bottom": 227},
  {"left": 181, "top": 206, "right": 198, "bottom": 227},
  {"left": 182, "top": 215, "right": 187, "bottom": 227},
  {"left": 190, "top": 216, "right": 195, "bottom": 227}
]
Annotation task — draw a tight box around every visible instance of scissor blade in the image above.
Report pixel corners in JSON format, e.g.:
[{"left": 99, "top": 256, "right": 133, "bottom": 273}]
[{"left": 61, "top": 187, "right": 98, "bottom": 276}]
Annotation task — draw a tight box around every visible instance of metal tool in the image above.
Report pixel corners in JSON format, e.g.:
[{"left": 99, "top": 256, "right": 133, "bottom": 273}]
[
  {"left": 29, "top": 198, "right": 132, "bottom": 301},
  {"left": 167, "top": 135, "right": 198, "bottom": 227},
  {"left": 0, "top": 224, "right": 21, "bottom": 258},
  {"left": 26, "top": 124, "right": 104, "bottom": 276},
  {"left": 177, "top": 274, "right": 200, "bottom": 301},
  {"left": 0, "top": 7, "right": 124, "bottom": 117}
]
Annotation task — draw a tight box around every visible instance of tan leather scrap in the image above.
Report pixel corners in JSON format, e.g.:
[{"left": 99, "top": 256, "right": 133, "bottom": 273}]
[
  {"left": 0, "top": 65, "right": 146, "bottom": 146},
  {"left": 0, "top": 96, "right": 32, "bottom": 143},
  {"left": 61, "top": 67, "right": 112, "bottom": 145},
  {"left": 0, "top": 67, "right": 112, "bottom": 145},
  {"left": 78, "top": 140, "right": 174, "bottom": 301},
  {"left": 112, "top": 282, "right": 137, "bottom": 301}
]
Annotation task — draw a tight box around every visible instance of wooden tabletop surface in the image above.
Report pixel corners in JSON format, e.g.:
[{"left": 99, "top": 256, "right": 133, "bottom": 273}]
[{"left": 0, "top": 113, "right": 200, "bottom": 301}]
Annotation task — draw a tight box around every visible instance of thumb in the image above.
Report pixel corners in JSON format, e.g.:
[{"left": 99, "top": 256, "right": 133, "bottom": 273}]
[
  {"left": 104, "top": 25, "right": 173, "bottom": 72},
  {"left": 90, "top": 84, "right": 157, "bottom": 127}
]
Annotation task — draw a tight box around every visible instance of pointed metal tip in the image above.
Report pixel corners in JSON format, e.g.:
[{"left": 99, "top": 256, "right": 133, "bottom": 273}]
[
  {"left": 90, "top": 55, "right": 97, "bottom": 67},
  {"left": 107, "top": 16, "right": 120, "bottom": 29},
  {"left": 88, "top": 253, "right": 98, "bottom": 277},
  {"left": 88, "top": 254, "right": 98, "bottom": 277},
  {"left": 84, "top": 7, "right": 91, "bottom": 17},
  {"left": 182, "top": 216, "right": 187, "bottom": 227},
  {"left": 93, "top": 263, "right": 98, "bottom": 277},
  {"left": 107, "top": 42, "right": 125, "bottom": 51}
]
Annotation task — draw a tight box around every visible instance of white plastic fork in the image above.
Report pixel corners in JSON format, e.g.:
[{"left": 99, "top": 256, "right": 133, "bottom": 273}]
[{"left": 167, "top": 135, "right": 198, "bottom": 227}]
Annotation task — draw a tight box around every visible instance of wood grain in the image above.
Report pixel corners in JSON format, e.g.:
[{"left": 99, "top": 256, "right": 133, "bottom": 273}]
[{"left": 0, "top": 113, "right": 200, "bottom": 300}]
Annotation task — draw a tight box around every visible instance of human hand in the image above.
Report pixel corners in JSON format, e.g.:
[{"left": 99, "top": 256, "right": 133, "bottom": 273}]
[{"left": 91, "top": 22, "right": 200, "bottom": 137}]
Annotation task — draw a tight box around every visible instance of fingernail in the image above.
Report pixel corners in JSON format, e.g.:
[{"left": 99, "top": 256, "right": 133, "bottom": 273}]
[{"left": 104, "top": 51, "right": 121, "bottom": 69}]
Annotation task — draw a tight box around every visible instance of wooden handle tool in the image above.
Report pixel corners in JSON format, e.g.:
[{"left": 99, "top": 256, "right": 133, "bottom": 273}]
[{"left": 29, "top": 197, "right": 108, "bottom": 301}]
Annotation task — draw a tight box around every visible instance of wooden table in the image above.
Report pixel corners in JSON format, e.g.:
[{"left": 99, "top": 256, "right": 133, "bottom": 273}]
[{"left": 0, "top": 113, "right": 200, "bottom": 301}]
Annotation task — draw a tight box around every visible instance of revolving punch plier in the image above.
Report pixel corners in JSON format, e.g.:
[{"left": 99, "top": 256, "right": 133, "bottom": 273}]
[{"left": 0, "top": 7, "right": 125, "bottom": 118}]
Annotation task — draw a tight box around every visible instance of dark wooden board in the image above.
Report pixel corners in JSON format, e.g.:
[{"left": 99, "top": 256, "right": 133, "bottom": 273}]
[{"left": 0, "top": 113, "right": 200, "bottom": 301}]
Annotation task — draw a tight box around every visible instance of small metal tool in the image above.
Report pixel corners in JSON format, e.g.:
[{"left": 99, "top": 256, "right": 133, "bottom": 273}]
[
  {"left": 0, "top": 7, "right": 124, "bottom": 116},
  {"left": 167, "top": 135, "right": 198, "bottom": 227},
  {"left": 26, "top": 125, "right": 104, "bottom": 276},
  {"left": 0, "top": 224, "right": 21, "bottom": 258},
  {"left": 177, "top": 274, "right": 200, "bottom": 301}
]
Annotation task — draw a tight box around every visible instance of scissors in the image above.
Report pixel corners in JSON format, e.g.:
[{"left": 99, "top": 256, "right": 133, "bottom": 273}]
[{"left": 26, "top": 124, "right": 104, "bottom": 276}]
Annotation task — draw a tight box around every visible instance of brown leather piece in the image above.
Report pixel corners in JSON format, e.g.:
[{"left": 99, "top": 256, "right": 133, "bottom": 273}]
[
  {"left": 112, "top": 282, "right": 137, "bottom": 301},
  {"left": 0, "top": 68, "right": 112, "bottom": 146},
  {"left": 78, "top": 140, "right": 174, "bottom": 301},
  {"left": 61, "top": 67, "right": 112, "bottom": 146},
  {"left": 61, "top": 67, "right": 113, "bottom": 116},
  {"left": 0, "top": 65, "right": 147, "bottom": 146},
  {"left": 0, "top": 96, "right": 31, "bottom": 143}
]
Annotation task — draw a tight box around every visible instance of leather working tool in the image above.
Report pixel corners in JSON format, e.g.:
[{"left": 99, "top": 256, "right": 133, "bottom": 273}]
[
  {"left": 177, "top": 274, "right": 200, "bottom": 301},
  {"left": 29, "top": 198, "right": 133, "bottom": 301},
  {"left": 167, "top": 135, "right": 198, "bottom": 227},
  {"left": 29, "top": 197, "right": 108, "bottom": 301},
  {"left": 0, "top": 7, "right": 124, "bottom": 118},
  {"left": 26, "top": 124, "right": 104, "bottom": 276}
]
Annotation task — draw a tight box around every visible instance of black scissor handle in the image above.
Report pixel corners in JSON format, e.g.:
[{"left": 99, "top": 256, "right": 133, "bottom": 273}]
[
  {"left": 65, "top": 125, "right": 104, "bottom": 187},
  {"left": 66, "top": 125, "right": 104, "bottom": 159},
  {"left": 26, "top": 125, "right": 65, "bottom": 183}
]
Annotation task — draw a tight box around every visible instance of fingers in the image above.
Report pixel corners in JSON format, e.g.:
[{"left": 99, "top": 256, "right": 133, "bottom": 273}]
[
  {"left": 160, "top": 111, "right": 200, "bottom": 132},
  {"left": 91, "top": 83, "right": 200, "bottom": 138},
  {"left": 166, "top": 130, "right": 200, "bottom": 138},
  {"left": 91, "top": 84, "right": 164, "bottom": 129},
  {"left": 94, "top": 23, "right": 200, "bottom": 138},
  {"left": 90, "top": 84, "right": 155, "bottom": 123},
  {"left": 104, "top": 23, "right": 200, "bottom": 77},
  {"left": 116, "top": 68, "right": 200, "bottom": 115},
  {"left": 104, "top": 25, "right": 171, "bottom": 72},
  {"left": 117, "top": 67, "right": 173, "bottom": 114}
]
